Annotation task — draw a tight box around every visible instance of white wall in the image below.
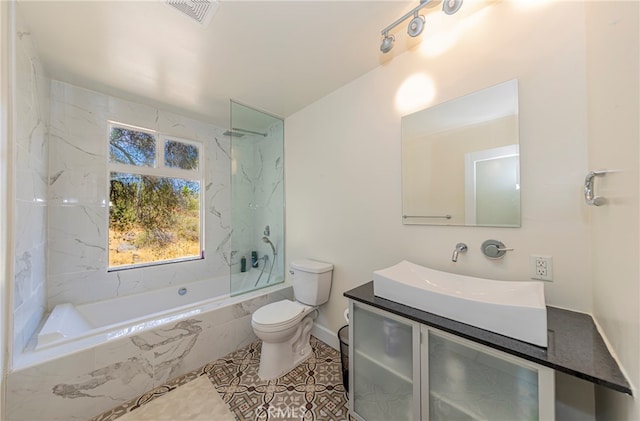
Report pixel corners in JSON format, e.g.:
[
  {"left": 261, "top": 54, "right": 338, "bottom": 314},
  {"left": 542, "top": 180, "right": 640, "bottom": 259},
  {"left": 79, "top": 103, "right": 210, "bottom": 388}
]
[
  {"left": 1, "top": 1, "right": 12, "bottom": 418},
  {"left": 286, "top": 1, "right": 603, "bottom": 416},
  {"left": 586, "top": 1, "right": 639, "bottom": 419},
  {"left": 287, "top": 0, "right": 591, "bottom": 335}
]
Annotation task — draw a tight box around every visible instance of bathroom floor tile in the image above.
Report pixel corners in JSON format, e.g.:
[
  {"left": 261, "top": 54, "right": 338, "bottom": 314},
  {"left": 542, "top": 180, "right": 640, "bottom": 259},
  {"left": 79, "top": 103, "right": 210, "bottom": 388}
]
[
  {"left": 91, "top": 336, "right": 350, "bottom": 421},
  {"left": 208, "top": 336, "right": 349, "bottom": 421}
]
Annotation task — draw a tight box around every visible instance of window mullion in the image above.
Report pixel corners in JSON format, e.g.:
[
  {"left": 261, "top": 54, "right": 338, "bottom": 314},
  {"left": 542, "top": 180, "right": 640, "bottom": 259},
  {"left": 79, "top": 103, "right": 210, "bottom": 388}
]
[
  {"left": 157, "top": 134, "right": 163, "bottom": 169},
  {"left": 109, "top": 163, "right": 200, "bottom": 181}
]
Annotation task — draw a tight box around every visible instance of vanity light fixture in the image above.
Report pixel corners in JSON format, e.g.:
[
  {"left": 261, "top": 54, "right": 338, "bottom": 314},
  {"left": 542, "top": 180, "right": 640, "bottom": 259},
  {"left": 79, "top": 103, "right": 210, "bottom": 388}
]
[
  {"left": 380, "top": 0, "right": 463, "bottom": 53},
  {"left": 442, "top": 0, "right": 464, "bottom": 15},
  {"left": 407, "top": 12, "right": 426, "bottom": 37},
  {"left": 380, "top": 32, "right": 395, "bottom": 53}
]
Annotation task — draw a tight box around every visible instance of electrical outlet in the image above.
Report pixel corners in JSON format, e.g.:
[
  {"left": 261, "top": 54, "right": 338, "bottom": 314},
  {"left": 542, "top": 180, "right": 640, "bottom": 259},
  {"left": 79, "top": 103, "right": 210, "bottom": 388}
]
[{"left": 530, "top": 255, "right": 553, "bottom": 281}]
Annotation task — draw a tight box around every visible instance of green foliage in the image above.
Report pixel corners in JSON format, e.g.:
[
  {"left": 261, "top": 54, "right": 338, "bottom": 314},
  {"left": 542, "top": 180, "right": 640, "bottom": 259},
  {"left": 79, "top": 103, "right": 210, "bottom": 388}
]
[
  {"left": 109, "top": 172, "right": 200, "bottom": 247},
  {"left": 180, "top": 185, "right": 200, "bottom": 212},
  {"left": 135, "top": 228, "right": 177, "bottom": 248},
  {"left": 165, "top": 140, "right": 199, "bottom": 170},
  {"left": 109, "top": 127, "right": 156, "bottom": 167},
  {"left": 109, "top": 179, "right": 137, "bottom": 231},
  {"left": 136, "top": 176, "right": 179, "bottom": 231},
  {"left": 177, "top": 214, "right": 200, "bottom": 242}
]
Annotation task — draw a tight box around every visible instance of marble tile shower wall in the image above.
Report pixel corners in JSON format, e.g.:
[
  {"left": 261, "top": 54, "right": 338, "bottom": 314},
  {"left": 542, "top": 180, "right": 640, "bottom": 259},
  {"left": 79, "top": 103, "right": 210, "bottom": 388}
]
[
  {"left": 231, "top": 137, "right": 253, "bottom": 270},
  {"left": 46, "top": 81, "right": 232, "bottom": 309},
  {"left": 13, "top": 9, "right": 49, "bottom": 355},
  {"left": 231, "top": 122, "right": 284, "bottom": 278}
]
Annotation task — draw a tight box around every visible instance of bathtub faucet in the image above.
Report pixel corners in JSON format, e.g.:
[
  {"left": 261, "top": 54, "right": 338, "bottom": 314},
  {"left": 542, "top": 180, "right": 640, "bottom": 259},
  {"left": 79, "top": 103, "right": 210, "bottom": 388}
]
[{"left": 452, "top": 243, "right": 468, "bottom": 262}]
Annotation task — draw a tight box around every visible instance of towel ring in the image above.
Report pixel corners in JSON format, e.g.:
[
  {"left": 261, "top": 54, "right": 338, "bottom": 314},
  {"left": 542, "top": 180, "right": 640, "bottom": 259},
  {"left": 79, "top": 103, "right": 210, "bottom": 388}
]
[{"left": 584, "top": 170, "right": 608, "bottom": 206}]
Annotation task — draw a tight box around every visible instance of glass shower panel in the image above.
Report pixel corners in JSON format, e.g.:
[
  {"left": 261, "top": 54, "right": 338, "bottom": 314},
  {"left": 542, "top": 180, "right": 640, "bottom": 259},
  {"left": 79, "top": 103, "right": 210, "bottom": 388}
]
[{"left": 230, "top": 101, "right": 284, "bottom": 296}]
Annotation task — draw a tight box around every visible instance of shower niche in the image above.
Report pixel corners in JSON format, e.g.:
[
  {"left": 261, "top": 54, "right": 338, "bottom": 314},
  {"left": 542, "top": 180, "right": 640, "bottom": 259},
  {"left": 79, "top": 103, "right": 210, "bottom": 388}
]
[{"left": 230, "top": 101, "right": 285, "bottom": 295}]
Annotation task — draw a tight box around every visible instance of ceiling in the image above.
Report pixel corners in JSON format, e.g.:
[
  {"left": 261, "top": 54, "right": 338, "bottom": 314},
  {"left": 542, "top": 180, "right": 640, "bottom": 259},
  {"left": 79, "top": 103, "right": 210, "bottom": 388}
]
[{"left": 16, "top": 0, "right": 420, "bottom": 128}]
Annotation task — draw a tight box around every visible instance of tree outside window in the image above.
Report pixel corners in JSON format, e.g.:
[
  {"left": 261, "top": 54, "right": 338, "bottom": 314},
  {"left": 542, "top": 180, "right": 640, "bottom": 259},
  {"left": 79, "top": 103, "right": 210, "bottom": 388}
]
[{"left": 108, "top": 124, "right": 203, "bottom": 269}]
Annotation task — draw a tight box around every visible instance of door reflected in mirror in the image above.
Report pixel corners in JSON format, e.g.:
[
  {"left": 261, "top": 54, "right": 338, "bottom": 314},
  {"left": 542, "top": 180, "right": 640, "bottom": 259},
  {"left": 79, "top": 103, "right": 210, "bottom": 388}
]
[{"left": 401, "top": 79, "right": 520, "bottom": 227}]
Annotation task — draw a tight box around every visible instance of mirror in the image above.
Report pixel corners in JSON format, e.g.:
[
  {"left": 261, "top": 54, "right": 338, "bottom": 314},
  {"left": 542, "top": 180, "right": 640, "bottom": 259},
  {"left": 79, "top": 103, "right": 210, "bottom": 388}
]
[{"left": 401, "top": 79, "right": 520, "bottom": 227}]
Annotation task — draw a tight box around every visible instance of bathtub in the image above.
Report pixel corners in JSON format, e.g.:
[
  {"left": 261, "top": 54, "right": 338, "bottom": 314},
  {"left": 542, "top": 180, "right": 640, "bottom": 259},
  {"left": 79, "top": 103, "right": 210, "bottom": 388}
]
[
  {"left": 7, "top": 270, "right": 291, "bottom": 421},
  {"left": 15, "top": 269, "right": 286, "bottom": 370}
]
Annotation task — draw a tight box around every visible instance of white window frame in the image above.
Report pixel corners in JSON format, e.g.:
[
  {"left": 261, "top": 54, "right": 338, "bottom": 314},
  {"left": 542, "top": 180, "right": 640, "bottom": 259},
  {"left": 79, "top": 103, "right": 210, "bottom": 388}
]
[{"left": 107, "top": 121, "right": 205, "bottom": 271}]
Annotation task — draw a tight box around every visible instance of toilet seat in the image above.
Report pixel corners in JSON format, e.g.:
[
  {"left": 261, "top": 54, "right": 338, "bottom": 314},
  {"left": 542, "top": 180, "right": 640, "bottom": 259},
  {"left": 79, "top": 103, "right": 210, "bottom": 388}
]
[{"left": 252, "top": 300, "right": 310, "bottom": 331}]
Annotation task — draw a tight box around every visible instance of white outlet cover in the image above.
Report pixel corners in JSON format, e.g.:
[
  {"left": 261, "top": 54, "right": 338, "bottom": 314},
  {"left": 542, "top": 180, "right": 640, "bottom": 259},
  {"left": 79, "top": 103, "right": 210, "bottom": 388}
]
[{"left": 530, "top": 255, "right": 553, "bottom": 281}]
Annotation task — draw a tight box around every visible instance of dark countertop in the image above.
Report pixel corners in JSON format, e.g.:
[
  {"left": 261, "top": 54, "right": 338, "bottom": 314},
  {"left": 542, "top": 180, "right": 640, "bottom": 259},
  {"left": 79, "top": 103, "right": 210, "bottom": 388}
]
[{"left": 344, "top": 281, "right": 632, "bottom": 395}]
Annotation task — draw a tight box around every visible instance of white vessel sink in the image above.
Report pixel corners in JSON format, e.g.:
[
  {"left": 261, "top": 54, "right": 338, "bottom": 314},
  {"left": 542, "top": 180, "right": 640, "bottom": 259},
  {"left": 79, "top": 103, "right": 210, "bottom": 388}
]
[{"left": 372, "top": 260, "right": 547, "bottom": 347}]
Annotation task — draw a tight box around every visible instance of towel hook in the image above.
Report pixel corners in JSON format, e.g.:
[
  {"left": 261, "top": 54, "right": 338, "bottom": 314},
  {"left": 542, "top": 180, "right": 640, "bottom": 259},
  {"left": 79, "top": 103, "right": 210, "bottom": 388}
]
[{"left": 584, "top": 170, "right": 608, "bottom": 206}]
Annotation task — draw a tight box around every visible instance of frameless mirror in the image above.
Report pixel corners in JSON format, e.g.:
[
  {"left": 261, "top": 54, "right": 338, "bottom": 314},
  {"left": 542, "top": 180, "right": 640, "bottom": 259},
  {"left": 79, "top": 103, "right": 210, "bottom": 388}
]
[{"left": 401, "top": 79, "right": 520, "bottom": 227}]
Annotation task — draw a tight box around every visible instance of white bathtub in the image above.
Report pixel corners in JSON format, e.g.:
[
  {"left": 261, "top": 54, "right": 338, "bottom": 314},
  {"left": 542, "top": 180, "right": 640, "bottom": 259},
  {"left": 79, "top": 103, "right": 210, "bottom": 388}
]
[
  {"left": 8, "top": 271, "right": 291, "bottom": 421},
  {"left": 16, "top": 269, "right": 286, "bottom": 370}
]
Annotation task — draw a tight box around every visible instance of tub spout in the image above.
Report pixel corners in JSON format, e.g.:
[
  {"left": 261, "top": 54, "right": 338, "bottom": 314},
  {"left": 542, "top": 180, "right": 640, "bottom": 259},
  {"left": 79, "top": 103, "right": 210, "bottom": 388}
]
[{"left": 452, "top": 243, "right": 468, "bottom": 262}]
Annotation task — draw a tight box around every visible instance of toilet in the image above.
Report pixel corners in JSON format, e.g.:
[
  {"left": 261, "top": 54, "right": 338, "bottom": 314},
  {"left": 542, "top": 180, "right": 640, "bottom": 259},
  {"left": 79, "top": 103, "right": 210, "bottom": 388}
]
[{"left": 251, "top": 259, "right": 334, "bottom": 380}]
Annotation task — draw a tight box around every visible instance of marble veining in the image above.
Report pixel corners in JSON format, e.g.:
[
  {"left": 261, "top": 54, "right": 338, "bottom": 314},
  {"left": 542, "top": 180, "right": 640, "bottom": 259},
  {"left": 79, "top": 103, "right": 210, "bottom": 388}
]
[
  {"left": 215, "top": 136, "right": 231, "bottom": 160},
  {"left": 131, "top": 319, "right": 203, "bottom": 381},
  {"left": 13, "top": 8, "right": 49, "bottom": 356},
  {"left": 6, "top": 287, "right": 292, "bottom": 421},
  {"left": 52, "top": 357, "right": 154, "bottom": 400}
]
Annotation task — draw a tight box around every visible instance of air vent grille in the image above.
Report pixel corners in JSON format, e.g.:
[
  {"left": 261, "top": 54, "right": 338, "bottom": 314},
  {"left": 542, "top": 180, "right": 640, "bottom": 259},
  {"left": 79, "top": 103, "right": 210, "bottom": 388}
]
[{"left": 167, "top": 0, "right": 219, "bottom": 26}]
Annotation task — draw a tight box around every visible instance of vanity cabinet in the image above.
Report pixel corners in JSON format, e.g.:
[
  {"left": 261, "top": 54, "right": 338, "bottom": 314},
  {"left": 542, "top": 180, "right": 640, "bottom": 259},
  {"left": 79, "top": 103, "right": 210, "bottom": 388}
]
[
  {"left": 423, "top": 327, "right": 554, "bottom": 420},
  {"left": 349, "top": 300, "right": 421, "bottom": 421},
  {"left": 348, "top": 301, "right": 555, "bottom": 421}
]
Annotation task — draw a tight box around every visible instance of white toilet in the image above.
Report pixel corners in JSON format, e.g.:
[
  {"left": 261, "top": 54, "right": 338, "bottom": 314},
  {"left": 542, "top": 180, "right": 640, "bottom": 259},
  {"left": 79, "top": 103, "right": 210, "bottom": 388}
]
[{"left": 251, "top": 259, "right": 333, "bottom": 380}]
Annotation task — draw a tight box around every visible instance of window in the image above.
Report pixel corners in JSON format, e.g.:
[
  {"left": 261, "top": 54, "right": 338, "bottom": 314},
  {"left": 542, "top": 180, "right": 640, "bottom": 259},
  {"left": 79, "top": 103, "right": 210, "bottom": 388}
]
[{"left": 108, "top": 123, "right": 203, "bottom": 270}]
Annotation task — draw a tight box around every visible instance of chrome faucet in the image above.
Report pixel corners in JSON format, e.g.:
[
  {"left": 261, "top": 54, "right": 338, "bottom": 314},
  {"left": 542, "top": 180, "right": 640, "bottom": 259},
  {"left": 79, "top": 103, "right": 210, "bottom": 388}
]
[{"left": 452, "top": 243, "right": 468, "bottom": 262}]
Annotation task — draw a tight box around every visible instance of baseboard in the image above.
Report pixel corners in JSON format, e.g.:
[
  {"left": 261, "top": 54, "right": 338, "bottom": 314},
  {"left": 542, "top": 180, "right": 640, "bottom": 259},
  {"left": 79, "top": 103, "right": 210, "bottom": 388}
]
[{"left": 311, "top": 322, "right": 340, "bottom": 350}]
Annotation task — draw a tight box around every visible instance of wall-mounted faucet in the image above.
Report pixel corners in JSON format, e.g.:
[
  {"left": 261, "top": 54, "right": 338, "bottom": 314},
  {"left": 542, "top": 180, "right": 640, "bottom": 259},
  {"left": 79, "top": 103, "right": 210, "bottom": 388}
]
[{"left": 452, "top": 243, "right": 468, "bottom": 262}]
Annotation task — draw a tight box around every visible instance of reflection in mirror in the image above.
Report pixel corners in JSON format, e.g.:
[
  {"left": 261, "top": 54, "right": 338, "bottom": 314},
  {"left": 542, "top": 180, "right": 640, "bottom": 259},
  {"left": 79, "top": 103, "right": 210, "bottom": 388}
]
[{"left": 401, "top": 80, "right": 520, "bottom": 227}]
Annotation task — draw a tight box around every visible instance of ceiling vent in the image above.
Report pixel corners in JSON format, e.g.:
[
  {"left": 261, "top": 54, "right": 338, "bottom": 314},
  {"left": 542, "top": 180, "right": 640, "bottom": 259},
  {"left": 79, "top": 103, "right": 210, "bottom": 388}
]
[{"left": 166, "top": 0, "right": 219, "bottom": 26}]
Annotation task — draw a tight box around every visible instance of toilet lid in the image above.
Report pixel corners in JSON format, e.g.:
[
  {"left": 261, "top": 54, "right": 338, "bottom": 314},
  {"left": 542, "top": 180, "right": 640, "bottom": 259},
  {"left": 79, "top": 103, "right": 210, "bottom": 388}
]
[{"left": 252, "top": 300, "right": 305, "bottom": 326}]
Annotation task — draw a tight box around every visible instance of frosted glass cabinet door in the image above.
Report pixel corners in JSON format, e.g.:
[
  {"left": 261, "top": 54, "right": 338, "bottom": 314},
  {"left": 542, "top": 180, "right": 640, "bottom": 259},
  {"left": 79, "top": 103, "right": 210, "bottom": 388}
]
[
  {"left": 423, "top": 328, "right": 554, "bottom": 421},
  {"left": 349, "top": 301, "right": 420, "bottom": 421}
]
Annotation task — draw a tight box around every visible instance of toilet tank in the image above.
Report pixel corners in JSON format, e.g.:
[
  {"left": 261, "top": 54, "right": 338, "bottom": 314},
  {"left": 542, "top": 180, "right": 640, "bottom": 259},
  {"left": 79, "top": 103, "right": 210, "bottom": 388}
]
[{"left": 290, "top": 259, "right": 334, "bottom": 306}]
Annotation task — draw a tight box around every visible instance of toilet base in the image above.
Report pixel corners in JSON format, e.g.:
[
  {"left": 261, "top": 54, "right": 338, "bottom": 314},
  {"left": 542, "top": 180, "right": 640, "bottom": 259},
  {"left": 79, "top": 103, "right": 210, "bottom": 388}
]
[{"left": 257, "top": 316, "right": 314, "bottom": 380}]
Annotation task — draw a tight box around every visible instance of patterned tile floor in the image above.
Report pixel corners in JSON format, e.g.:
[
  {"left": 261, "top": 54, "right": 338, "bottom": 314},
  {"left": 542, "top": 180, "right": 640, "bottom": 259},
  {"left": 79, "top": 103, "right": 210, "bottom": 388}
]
[{"left": 94, "top": 336, "right": 350, "bottom": 421}]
